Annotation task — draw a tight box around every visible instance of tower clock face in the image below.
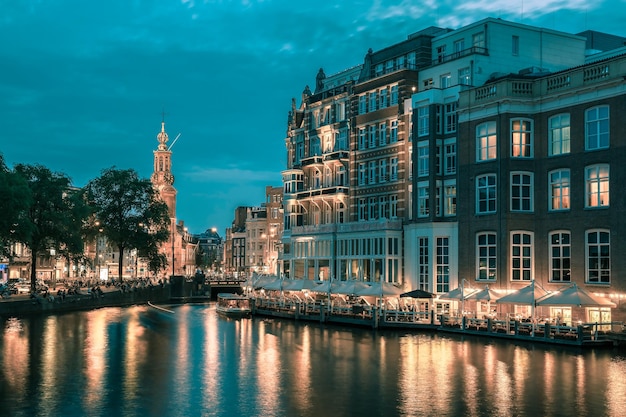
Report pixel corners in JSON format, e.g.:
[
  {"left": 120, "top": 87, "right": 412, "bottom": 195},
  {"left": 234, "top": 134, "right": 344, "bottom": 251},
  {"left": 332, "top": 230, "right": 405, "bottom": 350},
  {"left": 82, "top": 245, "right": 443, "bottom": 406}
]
[{"left": 164, "top": 172, "right": 174, "bottom": 184}]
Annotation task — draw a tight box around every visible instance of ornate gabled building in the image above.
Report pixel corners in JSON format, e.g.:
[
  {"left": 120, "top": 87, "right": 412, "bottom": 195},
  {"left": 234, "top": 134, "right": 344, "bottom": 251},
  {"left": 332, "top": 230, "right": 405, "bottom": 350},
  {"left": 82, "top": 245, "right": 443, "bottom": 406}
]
[{"left": 151, "top": 120, "right": 197, "bottom": 277}]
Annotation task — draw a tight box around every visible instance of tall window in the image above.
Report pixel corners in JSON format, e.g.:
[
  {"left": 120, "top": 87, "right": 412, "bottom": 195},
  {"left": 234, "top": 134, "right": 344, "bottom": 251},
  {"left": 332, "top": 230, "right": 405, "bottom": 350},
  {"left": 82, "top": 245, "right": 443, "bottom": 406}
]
[
  {"left": 454, "top": 39, "right": 465, "bottom": 53},
  {"left": 390, "top": 157, "right": 398, "bottom": 181},
  {"left": 440, "top": 74, "right": 451, "bottom": 88},
  {"left": 390, "top": 195, "right": 398, "bottom": 218},
  {"left": 444, "top": 140, "right": 456, "bottom": 175},
  {"left": 586, "top": 164, "right": 609, "bottom": 208},
  {"left": 368, "top": 125, "right": 377, "bottom": 148},
  {"left": 472, "top": 32, "right": 485, "bottom": 48},
  {"left": 512, "top": 35, "right": 519, "bottom": 56},
  {"left": 476, "top": 174, "right": 496, "bottom": 214},
  {"left": 444, "top": 181, "right": 456, "bottom": 216},
  {"left": 477, "top": 232, "right": 496, "bottom": 280},
  {"left": 585, "top": 106, "right": 609, "bottom": 150},
  {"left": 310, "top": 137, "right": 321, "bottom": 156},
  {"left": 368, "top": 161, "right": 377, "bottom": 184},
  {"left": 511, "top": 172, "right": 533, "bottom": 212},
  {"left": 417, "top": 106, "right": 429, "bottom": 137},
  {"left": 417, "top": 142, "right": 429, "bottom": 177},
  {"left": 390, "top": 85, "right": 399, "bottom": 105},
  {"left": 477, "top": 121, "right": 497, "bottom": 161},
  {"left": 379, "top": 122, "right": 387, "bottom": 146},
  {"left": 459, "top": 67, "right": 471, "bottom": 85},
  {"left": 511, "top": 232, "right": 532, "bottom": 281},
  {"left": 379, "top": 195, "right": 389, "bottom": 218},
  {"left": 418, "top": 237, "right": 429, "bottom": 290},
  {"left": 379, "top": 159, "right": 388, "bottom": 183},
  {"left": 417, "top": 182, "right": 429, "bottom": 218},
  {"left": 549, "top": 169, "right": 570, "bottom": 210},
  {"left": 549, "top": 113, "right": 570, "bottom": 156},
  {"left": 380, "top": 88, "right": 388, "bottom": 108},
  {"left": 436, "top": 237, "right": 450, "bottom": 293},
  {"left": 359, "top": 95, "right": 367, "bottom": 114},
  {"left": 368, "top": 91, "right": 378, "bottom": 112},
  {"left": 358, "top": 128, "right": 367, "bottom": 150},
  {"left": 358, "top": 198, "right": 367, "bottom": 221},
  {"left": 390, "top": 120, "right": 398, "bottom": 143},
  {"left": 586, "top": 230, "right": 610, "bottom": 284},
  {"left": 358, "top": 163, "right": 366, "bottom": 185},
  {"left": 436, "top": 45, "right": 446, "bottom": 63},
  {"left": 511, "top": 119, "right": 533, "bottom": 158},
  {"left": 445, "top": 102, "right": 457, "bottom": 133},
  {"left": 550, "top": 231, "right": 571, "bottom": 282},
  {"left": 368, "top": 197, "right": 377, "bottom": 219}
]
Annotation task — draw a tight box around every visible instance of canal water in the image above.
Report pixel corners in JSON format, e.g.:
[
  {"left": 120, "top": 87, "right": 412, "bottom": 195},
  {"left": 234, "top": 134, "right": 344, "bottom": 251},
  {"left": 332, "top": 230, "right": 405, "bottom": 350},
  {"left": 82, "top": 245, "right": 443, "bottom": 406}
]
[{"left": 1, "top": 304, "right": 625, "bottom": 417}]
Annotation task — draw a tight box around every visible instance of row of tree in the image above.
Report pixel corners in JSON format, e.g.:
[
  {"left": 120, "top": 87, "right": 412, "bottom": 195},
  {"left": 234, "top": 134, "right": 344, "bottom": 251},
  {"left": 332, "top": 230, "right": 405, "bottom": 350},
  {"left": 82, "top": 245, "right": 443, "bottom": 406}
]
[{"left": 1, "top": 154, "right": 172, "bottom": 292}]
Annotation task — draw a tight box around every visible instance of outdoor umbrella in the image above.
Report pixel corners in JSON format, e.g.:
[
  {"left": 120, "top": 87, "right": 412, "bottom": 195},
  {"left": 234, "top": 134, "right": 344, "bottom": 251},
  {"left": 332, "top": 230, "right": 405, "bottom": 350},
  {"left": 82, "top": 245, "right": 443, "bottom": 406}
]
[
  {"left": 497, "top": 280, "right": 550, "bottom": 321},
  {"left": 282, "top": 279, "right": 321, "bottom": 292},
  {"left": 334, "top": 280, "right": 372, "bottom": 296},
  {"left": 356, "top": 281, "right": 404, "bottom": 297},
  {"left": 464, "top": 285, "right": 503, "bottom": 301},
  {"left": 536, "top": 283, "right": 616, "bottom": 308},
  {"left": 400, "top": 289, "right": 434, "bottom": 299},
  {"left": 262, "top": 277, "right": 284, "bottom": 291}
]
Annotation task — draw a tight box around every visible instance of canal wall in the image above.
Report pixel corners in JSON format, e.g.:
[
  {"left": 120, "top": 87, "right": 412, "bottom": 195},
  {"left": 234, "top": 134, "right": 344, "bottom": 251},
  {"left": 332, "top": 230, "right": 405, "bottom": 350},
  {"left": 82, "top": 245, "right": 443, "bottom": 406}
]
[{"left": 0, "top": 285, "right": 171, "bottom": 317}]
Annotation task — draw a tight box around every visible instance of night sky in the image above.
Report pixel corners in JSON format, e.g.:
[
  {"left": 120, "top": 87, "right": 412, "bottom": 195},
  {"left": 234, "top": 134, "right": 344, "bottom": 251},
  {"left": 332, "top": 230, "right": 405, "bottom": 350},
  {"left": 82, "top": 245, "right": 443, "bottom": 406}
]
[{"left": 2, "top": 0, "right": 624, "bottom": 234}]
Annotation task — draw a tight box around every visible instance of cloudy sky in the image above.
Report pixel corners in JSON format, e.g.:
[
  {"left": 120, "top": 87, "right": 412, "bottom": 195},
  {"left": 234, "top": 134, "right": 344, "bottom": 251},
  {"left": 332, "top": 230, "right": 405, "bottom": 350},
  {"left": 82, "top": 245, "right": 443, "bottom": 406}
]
[{"left": 2, "top": 0, "right": 624, "bottom": 234}]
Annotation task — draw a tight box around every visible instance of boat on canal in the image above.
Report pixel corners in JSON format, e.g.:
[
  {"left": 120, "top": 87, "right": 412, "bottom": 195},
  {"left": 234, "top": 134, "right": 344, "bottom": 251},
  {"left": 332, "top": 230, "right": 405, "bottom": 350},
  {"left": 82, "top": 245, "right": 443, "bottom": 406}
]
[{"left": 216, "top": 293, "right": 251, "bottom": 318}]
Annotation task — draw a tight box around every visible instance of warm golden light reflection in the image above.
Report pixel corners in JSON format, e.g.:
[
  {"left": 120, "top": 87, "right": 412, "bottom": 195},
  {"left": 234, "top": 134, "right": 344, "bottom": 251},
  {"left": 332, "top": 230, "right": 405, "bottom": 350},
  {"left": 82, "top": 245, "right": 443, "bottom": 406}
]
[
  {"left": 543, "top": 351, "right": 556, "bottom": 413},
  {"left": 172, "top": 305, "right": 191, "bottom": 408},
  {"left": 575, "top": 355, "right": 588, "bottom": 416},
  {"left": 202, "top": 305, "right": 220, "bottom": 411},
  {"left": 83, "top": 309, "right": 112, "bottom": 414},
  {"left": 492, "top": 355, "right": 514, "bottom": 416},
  {"left": 256, "top": 320, "right": 280, "bottom": 415},
  {"left": 291, "top": 325, "right": 312, "bottom": 413},
  {"left": 40, "top": 317, "right": 59, "bottom": 412},
  {"left": 2, "top": 318, "right": 29, "bottom": 402},
  {"left": 123, "top": 307, "right": 148, "bottom": 406},
  {"left": 606, "top": 356, "right": 626, "bottom": 414}
]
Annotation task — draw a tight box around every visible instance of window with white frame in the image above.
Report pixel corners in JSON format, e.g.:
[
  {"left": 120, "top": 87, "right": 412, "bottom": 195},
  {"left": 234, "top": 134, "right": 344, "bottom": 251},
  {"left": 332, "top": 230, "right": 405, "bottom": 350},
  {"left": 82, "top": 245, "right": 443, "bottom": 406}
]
[
  {"left": 380, "top": 88, "right": 388, "bottom": 108},
  {"left": 379, "top": 122, "right": 387, "bottom": 146},
  {"left": 549, "top": 231, "right": 571, "bottom": 282},
  {"left": 585, "top": 105, "right": 609, "bottom": 150},
  {"left": 408, "top": 146, "right": 413, "bottom": 180},
  {"left": 444, "top": 139, "right": 456, "bottom": 175},
  {"left": 444, "top": 181, "right": 456, "bottom": 216},
  {"left": 511, "top": 232, "right": 532, "bottom": 281},
  {"left": 549, "top": 113, "right": 570, "bottom": 156},
  {"left": 369, "top": 125, "right": 377, "bottom": 148},
  {"left": 336, "top": 202, "right": 346, "bottom": 223},
  {"left": 417, "top": 106, "right": 429, "bottom": 137},
  {"left": 336, "top": 129, "right": 348, "bottom": 150},
  {"left": 379, "top": 195, "right": 389, "bottom": 218},
  {"left": 476, "top": 174, "right": 496, "bottom": 214},
  {"left": 390, "top": 157, "right": 398, "bottom": 181},
  {"left": 585, "top": 164, "right": 609, "bottom": 208},
  {"left": 390, "top": 194, "right": 398, "bottom": 218},
  {"left": 375, "top": 64, "right": 383, "bottom": 77},
  {"left": 586, "top": 230, "right": 610, "bottom": 284},
  {"left": 390, "top": 85, "right": 399, "bottom": 105},
  {"left": 390, "top": 120, "right": 398, "bottom": 142},
  {"left": 477, "top": 232, "right": 497, "bottom": 280},
  {"left": 336, "top": 102, "right": 345, "bottom": 121},
  {"left": 440, "top": 74, "right": 451, "bottom": 88},
  {"left": 436, "top": 237, "right": 450, "bottom": 293},
  {"left": 436, "top": 45, "right": 446, "bottom": 63},
  {"left": 435, "top": 181, "right": 442, "bottom": 217},
  {"left": 358, "top": 163, "right": 367, "bottom": 185},
  {"left": 435, "top": 142, "right": 442, "bottom": 175},
  {"left": 359, "top": 95, "right": 367, "bottom": 114},
  {"left": 310, "top": 137, "right": 321, "bottom": 156},
  {"left": 336, "top": 165, "right": 346, "bottom": 186},
  {"left": 445, "top": 102, "right": 457, "bottom": 133},
  {"left": 476, "top": 121, "right": 497, "bottom": 161},
  {"left": 511, "top": 172, "right": 533, "bottom": 212},
  {"left": 368, "top": 161, "right": 377, "bottom": 184},
  {"left": 473, "top": 32, "right": 485, "bottom": 48},
  {"left": 369, "top": 91, "right": 378, "bottom": 112},
  {"left": 417, "top": 182, "right": 429, "bottom": 218},
  {"left": 459, "top": 67, "right": 471, "bottom": 85},
  {"left": 511, "top": 119, "right": 533, "bottom": 158},
  {"left": 358, "top": 198, "right": 367, "bottom": 221},
  {"left": 368, "top": 197, "right": 377, "bottom": 220},
  {"left": 417, "top": 237, "right": 429, "bottom": 289},
  {"left": 358, "top": 128, "right": 367, "bottom": 150},
  {"left": 549, "top": 169, "right": 570, "bottom": 211},
  {"left": 379, "top": 159, "right": 388, "bottom": 182},
  {"left": 454, "top": 39, "right": 465, "bottom": 53},
  {"left": 417, "top": 141, "right": 429, "bottom": 177}
]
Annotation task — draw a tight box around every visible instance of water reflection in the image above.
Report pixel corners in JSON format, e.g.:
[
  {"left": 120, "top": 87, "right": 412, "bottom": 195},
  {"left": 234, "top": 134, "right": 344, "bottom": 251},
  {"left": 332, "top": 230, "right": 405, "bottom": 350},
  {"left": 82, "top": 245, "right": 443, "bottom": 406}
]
[{"left": 1, "top": 306, "right": 625, "bottom": 417}]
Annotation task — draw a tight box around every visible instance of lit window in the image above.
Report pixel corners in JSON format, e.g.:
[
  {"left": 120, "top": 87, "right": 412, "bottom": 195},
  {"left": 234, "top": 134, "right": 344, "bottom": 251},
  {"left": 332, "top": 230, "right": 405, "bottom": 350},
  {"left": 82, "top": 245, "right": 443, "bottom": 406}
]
[
  {"left": 444, "top": 181, "right": 456, "bottom": 216},
  {"left": 511, "top": 119, "right": 533, "bottom": 158},
  {"left": 476, "top": 121, "right": 497, "bottom": 161},
  {"left": 586, "top": 230, "right": 610, "bottom": 284},
  {"left": 585, "top": 164, "right": 609, "bottom": 208},
  {"left": 548, "top": 113, "right": 570, "bottom": 156},
  {"left": 440, "top": 74, "right": 451, "bottom": 88},
  {"left": 549, "top": 232, "right": 571, "bottom": 282},
  {"left": 549, "top": 169, "right": 570, "bottom": 211},
  {"left": 436, "top": 237, "right": 450, "bottom": 293},
  {"left": 459, "top": 67, "right": 471, "bottom": 85},
  {"left": 417, "top": 182, "right": 429, "bottom": 218}
]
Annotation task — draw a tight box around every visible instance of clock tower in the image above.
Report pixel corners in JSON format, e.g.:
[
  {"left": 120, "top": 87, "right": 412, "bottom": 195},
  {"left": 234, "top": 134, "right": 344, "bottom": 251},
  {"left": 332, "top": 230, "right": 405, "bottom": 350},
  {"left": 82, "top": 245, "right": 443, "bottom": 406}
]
[{"left": 151, "top": 120, "right": 177, "bottom": 218}]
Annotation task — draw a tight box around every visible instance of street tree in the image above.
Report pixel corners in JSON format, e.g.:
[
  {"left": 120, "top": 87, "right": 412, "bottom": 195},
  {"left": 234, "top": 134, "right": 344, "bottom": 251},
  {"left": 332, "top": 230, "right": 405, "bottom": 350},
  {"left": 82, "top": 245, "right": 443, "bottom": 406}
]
[
  {"left": 85, "top": 167, "right": 170, "bottom": 281},
  {"left": 0, "top": 155, "right": 33, "bottom": 259},
  {"left": 14, "top": 164, "right": 87, "bottom": 291}
]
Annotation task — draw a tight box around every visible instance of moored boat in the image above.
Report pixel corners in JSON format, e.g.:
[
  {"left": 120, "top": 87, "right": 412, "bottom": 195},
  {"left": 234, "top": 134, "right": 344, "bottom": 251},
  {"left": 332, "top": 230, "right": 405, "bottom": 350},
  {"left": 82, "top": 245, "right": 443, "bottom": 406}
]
[{"left": 216, "top": 293, "right": 251, "bottom": 318}]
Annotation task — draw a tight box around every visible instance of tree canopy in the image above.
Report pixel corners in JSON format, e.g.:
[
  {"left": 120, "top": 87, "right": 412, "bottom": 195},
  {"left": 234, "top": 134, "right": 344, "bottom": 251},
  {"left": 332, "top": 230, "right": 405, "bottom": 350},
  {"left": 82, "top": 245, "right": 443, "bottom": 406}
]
[
  {"left": 0, "top": 155, "right": 33, "bottom": 258},
  {"left": 85, "top": 167, "right": 171, "bottom": 280}
]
